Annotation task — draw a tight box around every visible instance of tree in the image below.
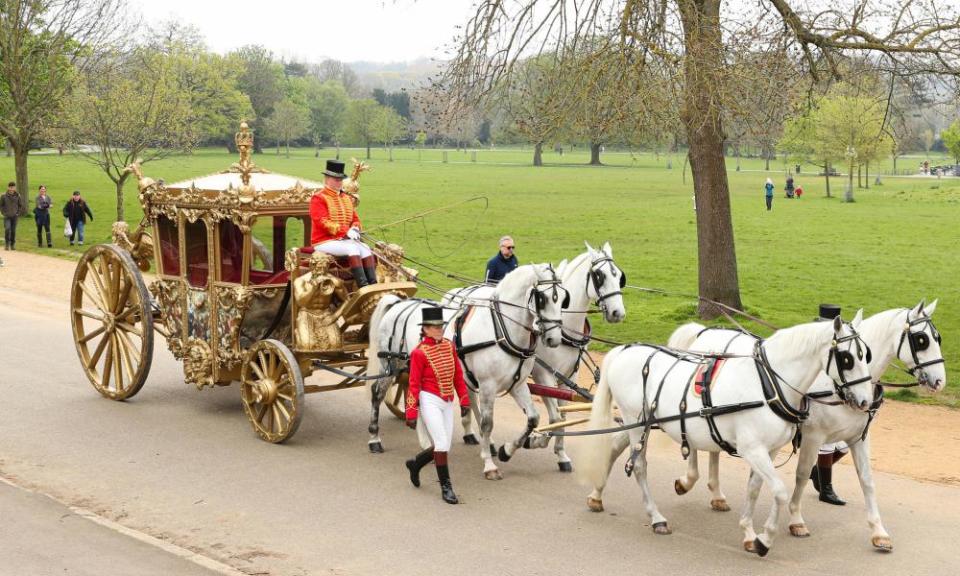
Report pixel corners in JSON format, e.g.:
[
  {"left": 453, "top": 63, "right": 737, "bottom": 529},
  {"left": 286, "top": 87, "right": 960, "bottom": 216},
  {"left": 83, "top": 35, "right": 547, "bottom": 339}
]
[
  {"left": 233, "top": 45, "right": 284, "bottom": 153},
  {"left": 265, "top": 98, "right": 310, "bottom": 157},
  {"left": 0, "top": 0, "right": 126, "bottom": 214},
  {"left": 314, "top": 59, "right": 359, "bottom": 96},
  {"left": 372, "top": 106, "right": 406, "bottom": 161},
  {"left": 64, "top": 47, "right": 196, "bottom": 221},
  {"left": 344, "top": 99, "right": 382, "bottom": 159},
  {"left": 496, "top": 56, "right": 570, "bottom": 166},
  {"left": 942, "top": 120, "right": 960, "bottom": 163},
  {"left": 306, "top": 80, "right": 349, "bottom": 151},
  {"left": 444, "top": 0, "right": 960, "bottom": 317}
]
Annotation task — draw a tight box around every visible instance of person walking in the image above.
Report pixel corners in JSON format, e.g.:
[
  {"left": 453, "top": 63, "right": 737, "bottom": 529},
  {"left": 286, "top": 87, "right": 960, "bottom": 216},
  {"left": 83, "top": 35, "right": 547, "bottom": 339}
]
[
  {"left": 764, "top": 178, "right": 774, "bottom": 211},
  {"left": 785, "top": 175, "right": 795, "bottom": 198},
  {"left": 62, "top": 190, "right": 94, "bottom": 246},
  {"left": 484, "top": 235, "right": 518, "bottom": 283},
  {"left": 35, "top": 185, "right": 53, "bottom": 247},
  {"left": 2, "top": 181, "right": 23, "bottom": 251},
  {"left": 811, "top": 303, "right": 848, "bottom": 506},
  {"left": 309, "top": 160, "right": 377, "bottom": 287},
  {"left": 404, "top": 307, "right": 471, "bottom": 505}
]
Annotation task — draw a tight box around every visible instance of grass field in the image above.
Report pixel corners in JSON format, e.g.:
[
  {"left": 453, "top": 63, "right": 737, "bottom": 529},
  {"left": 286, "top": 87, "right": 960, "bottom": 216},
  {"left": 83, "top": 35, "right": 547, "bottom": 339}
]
[{"left": 3, "top": 145, "right": 958, "bottom": 406}]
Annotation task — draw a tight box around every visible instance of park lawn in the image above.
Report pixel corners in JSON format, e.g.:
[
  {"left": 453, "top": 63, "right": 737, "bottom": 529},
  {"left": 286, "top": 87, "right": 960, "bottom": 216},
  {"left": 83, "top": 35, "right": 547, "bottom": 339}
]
[{"left": 3, "top": 146, "right": 958, "bottom": 406}]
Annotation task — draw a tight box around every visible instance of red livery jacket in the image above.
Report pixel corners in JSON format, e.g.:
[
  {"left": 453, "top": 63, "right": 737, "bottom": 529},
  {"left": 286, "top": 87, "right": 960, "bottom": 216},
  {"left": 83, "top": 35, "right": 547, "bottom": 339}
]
[
  {"left": 309, "top": 186, "right": 361, "bottom": 245},
  {"left": 405, "top": 337, "right": 470, "bottom": 420}
]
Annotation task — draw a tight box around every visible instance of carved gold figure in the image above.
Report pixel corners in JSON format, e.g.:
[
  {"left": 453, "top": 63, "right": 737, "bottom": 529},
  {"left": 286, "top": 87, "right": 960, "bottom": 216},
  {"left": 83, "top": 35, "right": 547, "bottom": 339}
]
[{"left": 293, "top": 251, "right": 349, "bottom": 351}]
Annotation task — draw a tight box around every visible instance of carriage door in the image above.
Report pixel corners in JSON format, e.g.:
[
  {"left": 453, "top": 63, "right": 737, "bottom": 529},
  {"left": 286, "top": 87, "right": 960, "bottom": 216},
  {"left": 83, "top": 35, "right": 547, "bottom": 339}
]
[{"left": 182, "top": 218, "right": 215, "bottom": 388}]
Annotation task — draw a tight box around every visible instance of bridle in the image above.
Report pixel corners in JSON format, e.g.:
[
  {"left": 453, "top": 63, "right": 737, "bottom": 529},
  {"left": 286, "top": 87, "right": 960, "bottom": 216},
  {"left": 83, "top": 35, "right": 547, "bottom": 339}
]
[
  {"left": 825, "top": 327, "right": 874, "bottom": 402},
  {"left": 528, "top": 265, "right": 568, "bottom": 341},
  {"left": 894, "top": 313, "right": 944, "bottom": 384},
  {"left": 587, "top": 255, "right": 626, "bottom": 315}
]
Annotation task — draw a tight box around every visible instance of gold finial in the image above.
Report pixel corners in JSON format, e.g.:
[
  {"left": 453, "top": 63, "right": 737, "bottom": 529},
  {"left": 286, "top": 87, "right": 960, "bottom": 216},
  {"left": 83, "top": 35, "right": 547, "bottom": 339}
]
[{"left": 235, "top": 121, "right": 255, "bottom": 185}]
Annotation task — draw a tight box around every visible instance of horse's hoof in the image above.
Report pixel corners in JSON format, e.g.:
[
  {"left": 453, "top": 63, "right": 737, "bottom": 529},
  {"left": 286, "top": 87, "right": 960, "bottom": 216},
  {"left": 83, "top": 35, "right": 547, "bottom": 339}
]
[
  {"left": 522, "top": 437, "right": 533, "bottom": 449},
  {"left": 710, "top": 499, "right": 731, "bottom": 512},
  {"left": 587, "top": 497, "right": 604, "bottom": 512},
  {"left": 674, "top": 479, "right": 688, "bottom": 495},
  {"left": 754, "top": 538, "right": 770, "bottom": 557},
  {"left": 484, "top": 469, "right": 503, "bottom": 481},
  {"left": 558, "top": 461, "right": 573, "bottom": 473},
  {"left": 789, "top": 524, "right": 810, "bottom": 538},
  {"left": 743, "top": 540, "right": 756, "bottom": 554},
  {"left": 652, "top": 522, "right": 672, "bottom": 535},
  {"left": 497, "top": 445, "right": 512, "bottom": 462},
  {"left": 368, "top": 442, "right": 384, "bottom": 454},
  {"left": 872, "top": 536, "right": 893, "bottom": 552},
  {"left": 463, "top": 434, "right": 479, "bottom": 445}
]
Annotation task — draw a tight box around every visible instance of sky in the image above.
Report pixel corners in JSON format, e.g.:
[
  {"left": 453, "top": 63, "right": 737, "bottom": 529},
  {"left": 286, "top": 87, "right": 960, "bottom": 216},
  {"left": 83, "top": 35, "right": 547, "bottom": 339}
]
[{"left": 130, "top": 0, "right": 477, "bottom": 63}]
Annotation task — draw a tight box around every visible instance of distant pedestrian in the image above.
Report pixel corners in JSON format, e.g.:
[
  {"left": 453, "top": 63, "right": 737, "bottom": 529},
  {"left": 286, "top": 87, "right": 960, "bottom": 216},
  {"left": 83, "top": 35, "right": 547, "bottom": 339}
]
[
  {"left": 485, "top": 235, "right": 518, "bottom": 284},
  {"left": 2, "top": 181, "right": 23, "bottom": 251},
  {"left": 785, "top": 175, "right": 795, "bottom": 198},
  {"left": 63, "top": 190, "right": 93, "bottom": 246},
  {"left": 795, "top": 185, "right": 803, "bottom": 199},
  {"left": 764, "top": 178, "right": 774, "bottom": 211},
  {"left": 35, "top": 185, "right": 53, "bottom": 247}
]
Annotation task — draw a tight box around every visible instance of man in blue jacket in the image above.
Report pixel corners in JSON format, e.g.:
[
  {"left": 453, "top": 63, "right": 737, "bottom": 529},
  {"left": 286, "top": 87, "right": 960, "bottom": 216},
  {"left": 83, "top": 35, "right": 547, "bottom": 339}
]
[{"left": 484, "top": 235, "right": 518, "bottom": 284}]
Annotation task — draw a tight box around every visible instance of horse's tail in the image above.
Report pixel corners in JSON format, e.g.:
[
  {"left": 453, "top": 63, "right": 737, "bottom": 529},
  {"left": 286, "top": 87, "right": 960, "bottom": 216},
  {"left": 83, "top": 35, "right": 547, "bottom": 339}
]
[
  {"left": 576, "top": 346, "right": 623, "bottom": 489},
  {"left": 667, "top": 322, "right": 706, "bottom": 349},
  {"left": 366, "top": 294, "right": 402, "bottom": 388}
]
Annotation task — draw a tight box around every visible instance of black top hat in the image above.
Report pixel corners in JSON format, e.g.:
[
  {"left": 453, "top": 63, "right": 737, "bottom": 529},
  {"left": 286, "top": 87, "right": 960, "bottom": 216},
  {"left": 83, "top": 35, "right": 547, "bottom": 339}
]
[
  {"left": 421, "top": 307, "right": 444, "bottom": 326},
  {"left": 818, "top": 304, "right": 841, "bottom": 320},
  {"left": 322, "top": 160, "right": 347, "bottom": 179}
]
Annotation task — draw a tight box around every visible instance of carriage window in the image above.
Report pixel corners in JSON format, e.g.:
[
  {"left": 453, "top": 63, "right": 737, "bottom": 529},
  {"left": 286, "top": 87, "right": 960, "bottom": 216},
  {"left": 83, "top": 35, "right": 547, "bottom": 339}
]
[
  {"left": 218, "top": 220, "right": 244, "bottom": 283},
  {"left": 249, "top": 216, "right": 308, "bottom": 285},
  {"left": 184, "top": 219, "right": 209, "bottom": 287},
  {"left": 157, "top": 215, "right": 180, "bottom": 276}
]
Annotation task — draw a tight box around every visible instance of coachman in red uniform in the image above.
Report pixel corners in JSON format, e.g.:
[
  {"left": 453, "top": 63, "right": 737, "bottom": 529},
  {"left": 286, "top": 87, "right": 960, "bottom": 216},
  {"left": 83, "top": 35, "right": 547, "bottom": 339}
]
[
  {"left": 309, "top": 160, "right": 377, "bottom": 287},
  {"left": 405, "top": 306, "right": 470, "bottom": 504}
]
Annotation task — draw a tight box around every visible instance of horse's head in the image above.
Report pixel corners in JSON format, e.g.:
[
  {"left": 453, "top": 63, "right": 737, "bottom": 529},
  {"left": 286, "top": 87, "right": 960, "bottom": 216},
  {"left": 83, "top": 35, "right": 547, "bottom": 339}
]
[
  {"left": 585, "top": 241, "right": 626, "bottom": 323},
  {"left": 530, "top": 263, "right": 566, "bottom": 348},
  {"left": 898, "top": 299, "right": 946, "bottom": 392},
  {"left": 825, "top": 310, "right": 875, "bottom": 412}
]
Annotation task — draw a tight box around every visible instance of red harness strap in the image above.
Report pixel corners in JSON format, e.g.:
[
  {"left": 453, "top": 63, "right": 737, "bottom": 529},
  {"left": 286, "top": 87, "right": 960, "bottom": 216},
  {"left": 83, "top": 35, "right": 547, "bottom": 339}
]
[{"left": 693, "top": 358, "right": 726, "bottom": 397}]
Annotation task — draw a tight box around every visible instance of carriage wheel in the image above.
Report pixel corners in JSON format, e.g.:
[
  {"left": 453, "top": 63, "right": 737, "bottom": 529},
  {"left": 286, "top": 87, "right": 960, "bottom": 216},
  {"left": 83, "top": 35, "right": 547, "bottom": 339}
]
[
  {"left": 240, "top": 339, "right": 305, "bottom": 443},
  {"left": 384, "top": 377, "right": 408, "bottom": 419},
  {"left": 71, "top": 244, "right": 154, "bottom": 400}
]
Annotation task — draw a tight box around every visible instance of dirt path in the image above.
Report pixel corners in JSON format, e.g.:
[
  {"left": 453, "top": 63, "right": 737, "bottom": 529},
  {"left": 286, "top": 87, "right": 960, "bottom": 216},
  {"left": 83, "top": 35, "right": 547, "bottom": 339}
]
[{"left": 2, "top": 248, "right": 957, "bottom": 487}]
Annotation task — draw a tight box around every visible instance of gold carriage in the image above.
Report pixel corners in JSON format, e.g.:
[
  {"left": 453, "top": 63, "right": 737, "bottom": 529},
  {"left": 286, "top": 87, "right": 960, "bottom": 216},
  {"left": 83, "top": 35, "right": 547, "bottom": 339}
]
[{"left": 70, "top": 123, "right": 417, "bottom": 443}]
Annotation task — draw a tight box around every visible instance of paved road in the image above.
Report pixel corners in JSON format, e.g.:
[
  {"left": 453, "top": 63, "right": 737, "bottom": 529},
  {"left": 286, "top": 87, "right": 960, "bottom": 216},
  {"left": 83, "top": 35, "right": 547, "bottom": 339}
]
[{"left": 1, "top": 290, "right": 958, "bottom": 576}]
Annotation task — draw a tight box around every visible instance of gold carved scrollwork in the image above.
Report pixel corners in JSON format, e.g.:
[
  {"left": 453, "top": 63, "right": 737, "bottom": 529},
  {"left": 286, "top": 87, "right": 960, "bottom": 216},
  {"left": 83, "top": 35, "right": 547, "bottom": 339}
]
[
  {"left": 293, "top": 252, "right": 348, "bottom": 351},
  {"left": 216, "top": 286, "right": 255, "bottom": 370},
  {"left": 149, "top": 279, "right": 185, "bottom": 358},
  {"left": 183, "top": 338, "right": 215, "bottom": 390}
]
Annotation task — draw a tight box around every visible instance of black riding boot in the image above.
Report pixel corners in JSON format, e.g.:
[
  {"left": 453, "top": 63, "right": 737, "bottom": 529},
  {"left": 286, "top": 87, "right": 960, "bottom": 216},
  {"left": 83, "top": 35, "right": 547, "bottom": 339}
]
[
  {"left": 350, "top": 267, "right": 369, "bottom": 288},
  {"left": 810, "top": 453, "right": 845, "bottom": 506},
  {"left": 405, "top": 448, "right": 434, "bottom": 488},
  {"left": 361, "top": 255, "right": 378, "bottom": 285},
  {"left": 435, "top": 452, "right": 458, "bottom": 504}
]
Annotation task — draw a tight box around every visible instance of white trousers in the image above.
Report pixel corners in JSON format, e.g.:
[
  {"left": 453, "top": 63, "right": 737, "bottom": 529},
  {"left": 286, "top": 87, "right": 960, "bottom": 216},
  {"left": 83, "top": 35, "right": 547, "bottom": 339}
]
[
  {"left": 418, "top": 391, "right": 454, "bottom": 452},
  {"left": 819, "top": 441, "right": 849, "bottom": 455},
  {"left": 314, "top": 239, "right": 372, "bottom": 259}
]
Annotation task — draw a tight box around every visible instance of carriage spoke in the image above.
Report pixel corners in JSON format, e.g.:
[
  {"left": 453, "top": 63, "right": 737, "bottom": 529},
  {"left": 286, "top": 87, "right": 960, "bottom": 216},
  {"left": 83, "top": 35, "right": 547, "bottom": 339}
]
[
  {"left": 255, "top": 402, "right": 268, "bottom": 425},
  {"left": 101, "top": 336, "right": 115, "bottom": 390},
  {"left": 277, "top": 391, "right": 294, "bottom": 402},
  {"left": 117, "top": 327, "right": 142, "bottom": 359},
  {"left": 276, "top": 400, "right": 291, "bottom": 422},
  {"left": 272, "top": 404, "right": 283, "bottom": 431},
  {"left": 78, "top": 281, "right": 109, "bottom": 313},
  {"left": 88, "top": 332, "right": 111, "bottom": 370},
  {"left": 251, "top": 361, "right": 266, "bottom": 381},
  {"left": 110, "top": 257, "right": 122, "bottom": 311},
  {"left": 114, "top": 277, "right": 134, "bottom": 315},
  {"left": 74, "top": 307, "right": 106, "bottom": 322},
  {"left": 117, "top": 332, "right": 136, "bottom": 387},
  {"left": 116, "top": 322, "right": 142, "bottom": 337},
  {"left": 113, "top": 334, "right": 126, "bottom": 393},
  {"left": 78, "top": 324, "right": 107, "bottom": 344},
  {"left": 87, "top": 261, "right": 110, "bottom": 311}
]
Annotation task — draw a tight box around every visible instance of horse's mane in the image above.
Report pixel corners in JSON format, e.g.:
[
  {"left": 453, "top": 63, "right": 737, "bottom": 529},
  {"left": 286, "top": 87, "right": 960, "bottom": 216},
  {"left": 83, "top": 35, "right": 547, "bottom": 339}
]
[
  {"left": 765, "top": 319, "right": 835, "bottom": 355},
  {"left": 859, "top": 308, "right": 906, "bottom": 344},
  {"left": 494, "top": 263, "right": 541, "bottom": 299},
  {"left": 561, "top": 251, "right": 592, "bottom": 283}
]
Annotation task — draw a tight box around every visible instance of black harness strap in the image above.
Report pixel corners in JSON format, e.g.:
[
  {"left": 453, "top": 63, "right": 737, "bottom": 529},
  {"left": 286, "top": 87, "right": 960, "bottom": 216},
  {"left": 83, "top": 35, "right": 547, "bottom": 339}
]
[{"left": 698, "top": 358, "right": 739, "bottom": 456}]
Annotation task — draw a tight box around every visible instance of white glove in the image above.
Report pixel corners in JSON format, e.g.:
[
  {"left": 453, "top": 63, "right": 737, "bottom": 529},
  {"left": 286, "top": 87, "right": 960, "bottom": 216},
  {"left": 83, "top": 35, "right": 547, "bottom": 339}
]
[{"left": 347, "top": 227, "right": 361, "bottom": 241}]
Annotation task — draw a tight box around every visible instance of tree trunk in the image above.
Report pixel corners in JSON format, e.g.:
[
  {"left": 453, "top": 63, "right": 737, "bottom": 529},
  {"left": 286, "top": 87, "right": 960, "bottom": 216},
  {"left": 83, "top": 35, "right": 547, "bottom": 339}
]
[
  {"left": 285, "top": 137, "right": 290, "bottom": 158},
  {"left": 679, "top": 0, "right": 742, "bottom": 319},
  {"left": 824, "top": 160, "right": 831, "bottom": 198},
  {"left": 865, "top": 161, "right": 869, "bottom": 189},
  {"left": 845, "top": 162, "right": 855, "bottom": 202},
  {"left": 764, "top": 149, "right": 770, "bottom": 171},
  {"left": 857, "top": 164, "right": 862, "bottom": 188},
  {"left": 893, "top": 155, "right": 897, "bottom": 174},
  {"left": 226, "top": 139, "right": 238, "bottom": 154},
  {"left": 589, "top": 142, "right": 602, "bottom": 165},
  {"left": 533, "top": 142, "right": 543, "bottom": 166},
  {"left": 13, "top": 143, "right": 29, "bottom": 215},
  {"left": 365, "top": 142, "right": 371, "bottom": 159},
  {"left": 115, "top": 177, "right": 127, "bottom": 222}
]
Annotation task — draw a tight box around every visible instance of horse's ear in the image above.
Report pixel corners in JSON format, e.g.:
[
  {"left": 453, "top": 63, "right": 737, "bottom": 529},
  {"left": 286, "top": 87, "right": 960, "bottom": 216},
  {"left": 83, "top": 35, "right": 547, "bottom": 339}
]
[
  {"left": 584, "top": 241, "right": 596, "bottom": 256},
  {"left": 602, "top": 241, "right": 612, "bottom": 256},
  {"left": 925, "top": 299, "right": 938, "bottom": 316},
  {"left": 851, "top": 308, "right": 864, "bottom": 330},
  {"left": 911, "top": 299, "right": 926, "bottom": 318},
  {"left": 556, "top": 259, "right": 569, "bottom": 276},
  {"left": 832, "top": 315, "right": 843, "bottom": 334}
]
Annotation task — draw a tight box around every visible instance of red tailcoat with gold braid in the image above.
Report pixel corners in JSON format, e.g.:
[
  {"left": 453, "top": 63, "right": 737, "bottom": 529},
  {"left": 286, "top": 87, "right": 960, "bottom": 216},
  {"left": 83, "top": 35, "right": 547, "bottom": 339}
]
[
  {"left": 405, "top": 337, "right": 470, "bottom": 421},
  {"left": 309, "top": 186, "right": 361, "bottom": 245}
]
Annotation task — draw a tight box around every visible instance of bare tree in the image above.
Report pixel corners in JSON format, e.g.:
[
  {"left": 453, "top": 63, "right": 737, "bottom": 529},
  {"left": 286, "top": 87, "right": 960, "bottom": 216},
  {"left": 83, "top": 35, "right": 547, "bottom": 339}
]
[
  {"left": 441, "top": 0, "right": 960, "bottom": 318},
  {"left": 0, "top": 0, "right": 127, "bottom": 214}
]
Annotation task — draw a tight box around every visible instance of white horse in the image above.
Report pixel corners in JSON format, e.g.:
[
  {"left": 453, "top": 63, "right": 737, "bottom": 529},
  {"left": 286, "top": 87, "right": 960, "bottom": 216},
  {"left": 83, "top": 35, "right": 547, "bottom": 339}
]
[
  {"left": 447, "top": 242, "right": 628, "bottom": 471},
  {"left": 664, "top": 300, "right": 945, "bottom": 551},
  {"left": 443, "top": 263, "right": 566, "bottom": 479},
  {"left": 578, "top": 314, "right": 874, "bottom": 556}
]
